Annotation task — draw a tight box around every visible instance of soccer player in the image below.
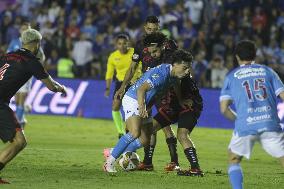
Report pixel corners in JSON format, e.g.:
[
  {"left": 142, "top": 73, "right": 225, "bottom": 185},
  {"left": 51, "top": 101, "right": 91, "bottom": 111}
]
[
  {"left": 220, "top": 40, "right": 284, "bottom": 189},
  {"left": 104, "top": 34, "right": 141, "bottom": 138},
  {"left": 0, "top": 29, "right": 66, "bottom": 184},
  {"left": 103, "top": 49, "right": 192, "bottom": 173},
  {"left": 144, "top": 32, "right": 204, "bottom": 176},
  {"left": 7, "top": 21, "right": 45, "bottom": 128},
  {"left": 115, "top": 17, "right": 178, "bottom": 171}
]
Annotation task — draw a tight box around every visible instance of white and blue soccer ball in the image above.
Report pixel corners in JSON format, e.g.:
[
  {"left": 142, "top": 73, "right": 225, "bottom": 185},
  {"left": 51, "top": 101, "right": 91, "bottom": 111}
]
[{"left": 119, "top": 151, "right": 140, "bottom": 171}]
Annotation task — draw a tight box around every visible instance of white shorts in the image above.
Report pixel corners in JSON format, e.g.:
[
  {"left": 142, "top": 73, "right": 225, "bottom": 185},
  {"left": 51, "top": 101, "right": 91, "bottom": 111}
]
[
  {"left": 122, "top": 95, "right": 152, "bottom": 123},
  {"left": 228, "top": 131, "right": 284, "bottom": 159},
  {"left": 18, "top": 79, "right": 32, "bottom": 93}
]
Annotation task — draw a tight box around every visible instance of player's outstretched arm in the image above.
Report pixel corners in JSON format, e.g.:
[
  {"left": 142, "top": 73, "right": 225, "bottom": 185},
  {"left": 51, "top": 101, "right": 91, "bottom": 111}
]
[
  {"left": 137, "top": 82, "right": 151, "bottom": 118},
  {"left": 220, "top": 99, "right": 236, "bottom": 121},
  {"left": 115, "top": 61, "right": 138, "bottom": 99},
  {"left": 41, "top": 76, "right": 67, "bottom": 96}
]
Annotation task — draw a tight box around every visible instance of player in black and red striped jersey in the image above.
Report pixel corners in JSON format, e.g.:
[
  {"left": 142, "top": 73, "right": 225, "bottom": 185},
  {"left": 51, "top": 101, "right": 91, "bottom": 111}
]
[
  {"left": 114, "top": 16, "right": 180, "bottom": 171},
  {"left": 0, "top": 29, "right": 66, "bottom": 184},
  {"left": 141, "top": 32, "right": 204, "bottom": 176}
]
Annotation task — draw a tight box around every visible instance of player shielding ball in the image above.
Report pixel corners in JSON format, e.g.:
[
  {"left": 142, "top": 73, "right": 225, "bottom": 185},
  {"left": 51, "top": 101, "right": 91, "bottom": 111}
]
[
  {"left": 0, "top": 29, "right": 66, "bottom": 184},
  {"left": 220, "top": 40, "right": 284, "bottom": 189},
  {"left": 114, "top": 16, "right": 179, "bottom": 171},
  {"left": 143, "top": 32, "right": 204, "bottom": 176},
  {"left": 103, "top": 49, "right": 192, "bottom": 173}
]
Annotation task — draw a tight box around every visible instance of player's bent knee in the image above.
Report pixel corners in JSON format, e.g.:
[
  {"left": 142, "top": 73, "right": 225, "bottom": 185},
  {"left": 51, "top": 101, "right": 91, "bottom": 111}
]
[
  {"left": 162, "top": 126, "right": 175, "bottom": 137},
  {"left": 129, "top": 130, "right": 141, "bottom": 139},
  {"left": 228, "top": 150, "right": 242, "bottom": 164}
]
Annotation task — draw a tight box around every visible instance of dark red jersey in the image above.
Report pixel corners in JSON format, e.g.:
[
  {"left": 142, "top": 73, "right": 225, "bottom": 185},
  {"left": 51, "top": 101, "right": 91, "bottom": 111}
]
[
  {"left": 132, "top": 38, "right": 178, "bottom": 73},
  {"left": 0, "top": 48, "right": 49, "bottom": 103}
]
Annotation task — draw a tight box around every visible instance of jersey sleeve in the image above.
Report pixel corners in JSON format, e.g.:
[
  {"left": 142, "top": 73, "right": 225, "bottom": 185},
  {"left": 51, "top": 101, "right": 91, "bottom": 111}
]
[
  {"left": 146, "top": 65, "right": 169, "bottom": 89},
  {"left": 219, "top": 76, "right": 232, "bottom": 102},
  {"left": 269, "top": 68, "right": 284, "bottom": 96},
  {"left": 132, "top": 40, "right": 142, "bottom": 63},
  {"left": 105, "top": 54, "right": 115, "bottom": 80},
  {"left": 28, "top": 58, "right": 49, "bottom": 80}
]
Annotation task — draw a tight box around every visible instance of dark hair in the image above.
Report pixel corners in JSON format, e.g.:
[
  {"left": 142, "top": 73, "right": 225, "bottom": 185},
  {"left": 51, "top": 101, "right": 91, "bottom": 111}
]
[
  {"left": 116, "top": 34, "right": 129, "bottom": 41},
  {"left": 145, "top": 15, "right": 160, "bottom": 24},
  {"left": 234, "top": 40, "right": 256, "bottom": 61},
  {"left": 172, "top": 49, "right": 193, "bottom": 66},
  {"left": 143, "top": 32, "right": 167, "bottom": 47}
]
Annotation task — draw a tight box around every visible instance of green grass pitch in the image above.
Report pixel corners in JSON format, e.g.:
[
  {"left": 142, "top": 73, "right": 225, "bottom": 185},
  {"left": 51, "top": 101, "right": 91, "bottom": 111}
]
[{"left": 0, "top": 115, "right": 283, "bottom": 189}]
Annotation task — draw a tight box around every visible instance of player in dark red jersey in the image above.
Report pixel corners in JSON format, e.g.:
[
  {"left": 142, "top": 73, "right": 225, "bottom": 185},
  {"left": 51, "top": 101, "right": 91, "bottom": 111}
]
[
  {"left": 142, "top": 32, "right": 204, "bottom": 176},
  {"left": 114, "top": 16, "right": 179, "bottom": 171},
  {"left": 0, "top": 29, "right": 66, "bottom": 184}
]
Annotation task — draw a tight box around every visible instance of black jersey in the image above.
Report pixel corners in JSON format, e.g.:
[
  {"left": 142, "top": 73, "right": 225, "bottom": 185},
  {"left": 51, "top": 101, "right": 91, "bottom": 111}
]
[
  {"left": 0, "top": 48, "right": 49, "bottom": 103},
  {"left": 132, "top": 38, "right": 178, "bottom": 73},
  {"left": 181, "top": 76, "right": 203, "bottom": 111}
]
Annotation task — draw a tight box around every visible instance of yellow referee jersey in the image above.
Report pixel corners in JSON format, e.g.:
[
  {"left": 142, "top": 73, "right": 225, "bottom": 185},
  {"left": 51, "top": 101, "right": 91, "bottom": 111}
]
[{"left": 105, "top": 48, "right": 141, "bottom": 83}]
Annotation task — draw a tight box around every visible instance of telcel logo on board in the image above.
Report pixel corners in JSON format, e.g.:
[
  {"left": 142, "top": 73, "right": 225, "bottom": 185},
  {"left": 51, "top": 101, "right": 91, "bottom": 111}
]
[{"left": 10, "top": 80, "right": 88, "bottom": 115}]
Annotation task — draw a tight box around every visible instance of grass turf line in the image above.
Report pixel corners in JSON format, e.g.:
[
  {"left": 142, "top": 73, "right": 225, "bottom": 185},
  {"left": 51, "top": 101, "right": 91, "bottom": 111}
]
[{"left": 0, "top": 115, "right": 283, "bottom": 189}]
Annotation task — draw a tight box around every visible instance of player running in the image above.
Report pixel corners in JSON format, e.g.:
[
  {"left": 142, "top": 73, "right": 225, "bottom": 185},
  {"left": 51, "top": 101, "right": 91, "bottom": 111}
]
[
  {"left": 7, "top": 21, "right": 45, "bottom": 128},
  {"left": 0, "top": 29, "right": 66, "bottom": 184},
  {"left": 220, "top": 40, "right": 284, "bottom": 189},
  {"left": 103, "top": 49, "right": 192, "bottom": 173},
  {"left": 104, "top": 34, "right": 141, "bottom": 138}
]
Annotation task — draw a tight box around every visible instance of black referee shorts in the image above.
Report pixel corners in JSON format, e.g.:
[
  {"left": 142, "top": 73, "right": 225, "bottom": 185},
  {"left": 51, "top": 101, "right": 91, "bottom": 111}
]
[
  {"left": 0, "top": 103, "right": 21, "bottom": 143},
  {"left": 113, "top": 81, "right": 131, "bottom": 100}
]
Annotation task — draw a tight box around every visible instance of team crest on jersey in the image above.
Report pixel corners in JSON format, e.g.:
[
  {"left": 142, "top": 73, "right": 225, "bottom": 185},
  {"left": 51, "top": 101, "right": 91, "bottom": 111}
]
[{"left": 152, "top": 73, "right": 159, "bottom": 79}]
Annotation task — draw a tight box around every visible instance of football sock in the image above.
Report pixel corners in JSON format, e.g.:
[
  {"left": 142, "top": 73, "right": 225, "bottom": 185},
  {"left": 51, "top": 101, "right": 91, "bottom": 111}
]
[
  {"left": 124, "top": 138, "right": 142, "bottom": 152},
  {"left": 143, "top": 133, "right": 156, "bottom": 165},
  {"left": 166, "top": 137, "right": 179, "bottom": 165},
  {"left": 111, "top": 133, "right": 135, "bottom": 159},
  {"left": 112, "top": 111, "right": 125, "bottom": 135},
  {"left": 184, "top": 147, "right": 200, "bottom": 169},
  {"left": 228, "top": 164, "right": 243, "bottom": 189},
  {"left": 15, "top": 105, "right": 24, "bottom": 123},
  {"left": 0, "top": 162, "right": 5, "bottom": 171}
]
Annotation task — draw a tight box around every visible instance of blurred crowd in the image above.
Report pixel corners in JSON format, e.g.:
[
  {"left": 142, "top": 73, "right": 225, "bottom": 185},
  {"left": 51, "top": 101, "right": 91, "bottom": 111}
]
[{"left": 1, "top": 0, "right": 284, "bottom": 88}]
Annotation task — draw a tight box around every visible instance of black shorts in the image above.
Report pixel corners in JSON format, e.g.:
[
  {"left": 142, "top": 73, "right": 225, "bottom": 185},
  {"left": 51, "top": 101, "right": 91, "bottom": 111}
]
[
  {"left": 113, "top": 81, "right": 131, "bottom": 100},
  {"left": 154, "top": 91, "right": 201, "bottom": 132},
  {"left": 0, "top": 103, "right": 21, "bottom": 143}
]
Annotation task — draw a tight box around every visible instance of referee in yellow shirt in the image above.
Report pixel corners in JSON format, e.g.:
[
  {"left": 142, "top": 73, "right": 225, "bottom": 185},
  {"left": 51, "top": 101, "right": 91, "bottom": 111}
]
[{"left": 105, "top": 34, "right": 141, "bottom": 138}]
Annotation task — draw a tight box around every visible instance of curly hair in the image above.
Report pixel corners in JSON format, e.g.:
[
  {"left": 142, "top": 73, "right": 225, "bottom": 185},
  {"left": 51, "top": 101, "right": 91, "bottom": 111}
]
[
  {"left": 143, "top": 32, "right": 167, "bottom": 47},
  {"left": 172, "top": 49, "right": 193, "bottom": 66}
]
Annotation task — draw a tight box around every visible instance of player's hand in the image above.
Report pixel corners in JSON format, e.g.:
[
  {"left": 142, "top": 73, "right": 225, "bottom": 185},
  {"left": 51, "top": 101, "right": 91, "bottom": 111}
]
[
  {"left": 179, "top": 99, "right": 193, "bottom": 109},
  {"left": 139, "top": 103, "right": 148, "bottom": 118},
  {"left": 114, "top": 87, "right": 125, "bottom": 100},
  {"left": 104, "top": 89, "right": 110, "bottom": 98},
  {"left": 60, "top": 85, "right": 67, "bottom": 97}
]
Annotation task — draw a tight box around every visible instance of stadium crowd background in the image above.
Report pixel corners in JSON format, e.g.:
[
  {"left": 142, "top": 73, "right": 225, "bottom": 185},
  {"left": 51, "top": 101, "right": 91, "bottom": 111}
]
[{"left": 1, "top": 0, "right": 284, "bottom": 88}]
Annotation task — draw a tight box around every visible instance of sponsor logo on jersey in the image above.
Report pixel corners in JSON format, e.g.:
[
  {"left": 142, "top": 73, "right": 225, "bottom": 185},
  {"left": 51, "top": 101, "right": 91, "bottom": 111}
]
[
  {"left": 246, "top": 114, "right": 272, "bottom": 124},
  {"left": 234, "top": 67, "right": 266, "bottom": 79}
]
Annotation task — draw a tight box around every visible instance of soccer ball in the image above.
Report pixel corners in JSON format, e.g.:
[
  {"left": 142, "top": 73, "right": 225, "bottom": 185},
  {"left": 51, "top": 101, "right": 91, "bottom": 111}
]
[{"left": 119, "top": 151, "right": 140, "bottom": 171}]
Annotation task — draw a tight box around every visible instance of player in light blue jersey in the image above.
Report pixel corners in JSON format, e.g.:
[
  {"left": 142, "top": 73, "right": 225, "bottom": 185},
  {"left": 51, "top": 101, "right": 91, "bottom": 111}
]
[
  {"left": 220, "top": 40, "right": 284, "bottom": 189},
  {"left": 103, "top": 49, "right": 192, "bottom": 173}
]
